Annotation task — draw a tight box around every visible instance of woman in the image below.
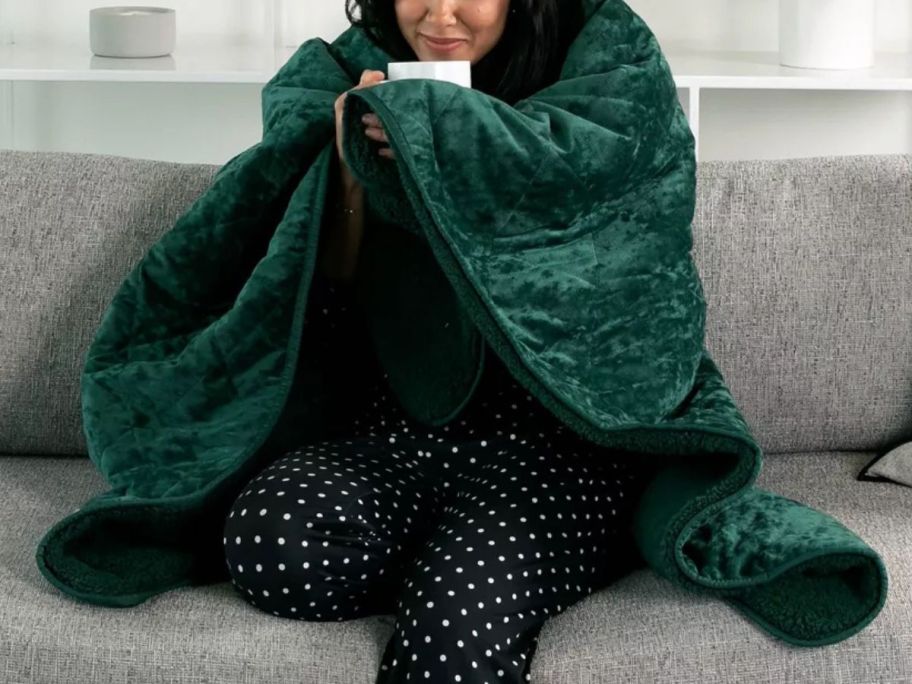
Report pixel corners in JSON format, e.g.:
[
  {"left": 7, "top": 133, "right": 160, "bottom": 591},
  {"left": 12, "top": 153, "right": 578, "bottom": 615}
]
[{"left": 222, "top": 1, "right": 656, "bottom": 682}]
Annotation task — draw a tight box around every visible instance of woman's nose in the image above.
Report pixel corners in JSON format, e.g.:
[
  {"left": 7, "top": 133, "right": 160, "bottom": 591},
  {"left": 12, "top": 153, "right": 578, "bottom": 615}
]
[{"left": 424, "top": 0, "right": 459, "bottom": 20}]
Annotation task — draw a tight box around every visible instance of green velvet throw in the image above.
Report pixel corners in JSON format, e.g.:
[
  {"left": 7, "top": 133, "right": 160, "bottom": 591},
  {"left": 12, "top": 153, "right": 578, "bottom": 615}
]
[{"left": 36, "top": 0, "right": 887, "bottom": 648}]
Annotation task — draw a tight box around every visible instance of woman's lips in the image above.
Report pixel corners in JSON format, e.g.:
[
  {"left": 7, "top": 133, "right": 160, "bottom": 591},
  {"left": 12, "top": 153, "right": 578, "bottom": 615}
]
[{"left": 421, "top": 35, "right": 466, "bottom": 51}]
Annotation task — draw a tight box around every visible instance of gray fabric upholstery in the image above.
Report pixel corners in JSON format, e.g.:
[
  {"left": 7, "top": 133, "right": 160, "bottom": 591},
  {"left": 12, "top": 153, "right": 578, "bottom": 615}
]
[
  {"left": 694, "top": 155, "right": 912, "bottom": 453},
  {"left": 2, "top": 149, "right": 910, "bottom": 682},
  {"left": 2, "top": 150, "right": 911, "bottom": 457},
  {"left": 0, "top": 150, "right": 220, "bottom": 457},
  {"left": 0, "top": 150, "right": 912, "bottom": 684},
  {"left": 1, "top": 450, "right": 907, "bottom": 683}
]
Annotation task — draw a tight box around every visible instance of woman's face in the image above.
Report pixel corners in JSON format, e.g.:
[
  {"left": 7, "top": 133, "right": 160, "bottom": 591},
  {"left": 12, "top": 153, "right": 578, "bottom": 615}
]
[{"left": 395, "top": 0, "right": 511, "bottom": 65}]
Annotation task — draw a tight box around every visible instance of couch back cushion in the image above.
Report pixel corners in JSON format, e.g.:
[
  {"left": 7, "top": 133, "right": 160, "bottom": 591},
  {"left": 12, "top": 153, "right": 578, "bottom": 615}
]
[
  {"left": 0, "top": 150, "right": 218, "bottom": 456},
  {"left": 694, "top": 154, "right": 912, "bottom": 453},
  {"left": 1, "top": 150, "right": 910, "bottom": 456}
]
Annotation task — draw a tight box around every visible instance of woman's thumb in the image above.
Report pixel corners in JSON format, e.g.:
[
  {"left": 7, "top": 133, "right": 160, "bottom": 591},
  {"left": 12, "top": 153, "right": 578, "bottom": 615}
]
[{"left": 360, "top": 69, "right": 385, "bottom": 84}]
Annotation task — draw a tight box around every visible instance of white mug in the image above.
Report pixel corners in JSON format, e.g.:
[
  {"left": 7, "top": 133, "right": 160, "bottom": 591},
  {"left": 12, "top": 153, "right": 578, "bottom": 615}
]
[{"left": 387, "top": 60, "right": 472, "bottom": 88}]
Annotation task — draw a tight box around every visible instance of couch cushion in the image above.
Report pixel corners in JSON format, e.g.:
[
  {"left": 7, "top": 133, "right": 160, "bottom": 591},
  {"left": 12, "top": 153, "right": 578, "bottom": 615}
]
[
  {"left": 694, "top": 154, "right": 912, "bottom": 453},
  {"left": 0, "top": 149, "right": 218, "bottom": 457},
  {"left": 3, "top": 150, "right": 912, "bottom": 456},
  {"left": 3, "top": 452, "right": 908, "bottom": 683}
]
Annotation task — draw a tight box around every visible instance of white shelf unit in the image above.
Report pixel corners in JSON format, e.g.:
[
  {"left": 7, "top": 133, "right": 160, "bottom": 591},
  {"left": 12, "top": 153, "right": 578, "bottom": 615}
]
[
  {"left": 0, "top": 0, "right": 324, "bottom": 149},
  {"left": 0, "top": 0, "right": 307, "bottom": 83},
  {"left": 664, "top": 47, "right": 912, "bottom": 161},
  {"left": 0, "top": 8, "right": 911, "bottom": 162}
]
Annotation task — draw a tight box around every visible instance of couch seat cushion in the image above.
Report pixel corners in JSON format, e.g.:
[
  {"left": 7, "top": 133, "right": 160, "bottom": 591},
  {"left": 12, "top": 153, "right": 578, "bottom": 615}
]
[{"left": 2, "top": 452, "right": 908, "bottom": 683}]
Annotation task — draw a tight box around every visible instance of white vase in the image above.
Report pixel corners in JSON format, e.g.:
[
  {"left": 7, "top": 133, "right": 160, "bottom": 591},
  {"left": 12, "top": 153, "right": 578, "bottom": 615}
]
[{"left": 779, "top": 0, "right": 876, "bottom": 69}]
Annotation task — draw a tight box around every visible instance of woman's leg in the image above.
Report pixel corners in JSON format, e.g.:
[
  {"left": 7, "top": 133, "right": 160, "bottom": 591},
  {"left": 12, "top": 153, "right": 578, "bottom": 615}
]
[
  {"left": 222, "top": 436, "right": 444, "bottom": 620},
  {"left": 374, "top": 437, "right": 651, "bottom": 684}
]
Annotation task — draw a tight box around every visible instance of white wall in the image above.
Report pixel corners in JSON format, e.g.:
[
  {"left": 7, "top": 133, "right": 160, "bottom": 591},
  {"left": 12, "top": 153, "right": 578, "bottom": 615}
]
[{"left": 4, "top": 0, "right": 910, "bottom": 165}]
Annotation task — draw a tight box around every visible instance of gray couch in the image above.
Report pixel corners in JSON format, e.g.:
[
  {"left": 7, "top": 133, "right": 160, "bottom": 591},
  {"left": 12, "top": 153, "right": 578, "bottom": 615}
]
[{"left": 2, "top": 149, "right": 910, "bottom": 683}]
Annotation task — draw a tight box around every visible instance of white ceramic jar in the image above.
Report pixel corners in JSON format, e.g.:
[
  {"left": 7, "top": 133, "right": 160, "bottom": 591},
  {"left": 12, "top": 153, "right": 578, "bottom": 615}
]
[{"left": 90, "top": 6, "right": 176, "bottom": 58}]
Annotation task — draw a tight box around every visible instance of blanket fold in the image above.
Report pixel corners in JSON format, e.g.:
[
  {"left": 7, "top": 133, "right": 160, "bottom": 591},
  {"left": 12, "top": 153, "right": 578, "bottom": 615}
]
[{"left": 35, "top": 0, "right": 886, "bottom": 648}]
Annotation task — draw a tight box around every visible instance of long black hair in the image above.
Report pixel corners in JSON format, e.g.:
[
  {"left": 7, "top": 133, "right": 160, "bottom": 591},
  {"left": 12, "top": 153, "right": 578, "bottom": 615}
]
[{"left": 343, "top": 0, "right": 586, "bottom": 105}]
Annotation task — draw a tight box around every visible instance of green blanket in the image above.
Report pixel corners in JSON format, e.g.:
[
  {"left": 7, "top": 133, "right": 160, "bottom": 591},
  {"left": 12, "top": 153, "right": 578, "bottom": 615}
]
[{"left": 36, "top": 0, "right": 887, "bottom": 648}]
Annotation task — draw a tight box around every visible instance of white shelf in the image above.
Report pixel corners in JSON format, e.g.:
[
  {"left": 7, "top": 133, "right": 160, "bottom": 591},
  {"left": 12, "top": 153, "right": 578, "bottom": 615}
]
[
  {"left": 660, "top": 49, "right": 912, "bottom": 161},
  {"left": 1, "top": 39, "right": 909, "bottom": 88},
  {"left": 0, "top": 42, "right": 909, "bottom": 160},
  {"left": 0, "top": 35, "right": 299, "bottom": 83},
  {"left": 665, "top": 48, "right": 912, "bottom": 90},
  {"left": 0, "top": 41, "right": 909, "bottom": 88}
]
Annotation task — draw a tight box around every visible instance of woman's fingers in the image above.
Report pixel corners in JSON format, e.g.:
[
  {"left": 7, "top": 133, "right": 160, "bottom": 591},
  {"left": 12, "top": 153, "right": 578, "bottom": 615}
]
[
  {"left": 364, "top": 122, "right": 394, "bottom": 158},
  {"left": 353, "top": 75, "right": 391, "bottom": 157},
  {"left": 363, "top": 125, "right": 388, "bottom": 143},
  {"left": 358, "top": 69, "right": 386, "bottom": 88},
  {"left": 333, "top": 71, "right": 386, "bottom": 161},
  {"left": 362, "top": 115, "right": 385, "bottom": 139}
]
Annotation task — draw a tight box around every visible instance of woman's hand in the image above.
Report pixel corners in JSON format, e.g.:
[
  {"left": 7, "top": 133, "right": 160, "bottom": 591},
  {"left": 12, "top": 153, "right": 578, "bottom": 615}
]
[
  {"left": 362, "top": 112, "right": 394, "bottom": 159},
  {"left": 334, "top": 69, "right": 395, "bottom": 163}
]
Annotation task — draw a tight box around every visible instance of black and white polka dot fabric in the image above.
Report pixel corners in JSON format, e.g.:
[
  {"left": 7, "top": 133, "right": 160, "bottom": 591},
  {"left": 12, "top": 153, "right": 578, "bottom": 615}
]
[{"left": 223, "top": 271, "right": 656, "bottom": 684}]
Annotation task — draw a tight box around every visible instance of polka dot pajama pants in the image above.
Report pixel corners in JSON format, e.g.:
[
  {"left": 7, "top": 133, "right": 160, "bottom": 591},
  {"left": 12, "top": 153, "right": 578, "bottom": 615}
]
[{"left": 222, "top": 273, "right": 656, "bottom": 683}]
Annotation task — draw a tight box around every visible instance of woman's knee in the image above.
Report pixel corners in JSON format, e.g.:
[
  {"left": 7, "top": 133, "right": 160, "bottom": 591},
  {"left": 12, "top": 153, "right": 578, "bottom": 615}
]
[
  {"left": 220, "top": 454, "right": 416, "bottom": 619},
  {"left": 222, "top": 502, "right": 391, "bottom": 618}
]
